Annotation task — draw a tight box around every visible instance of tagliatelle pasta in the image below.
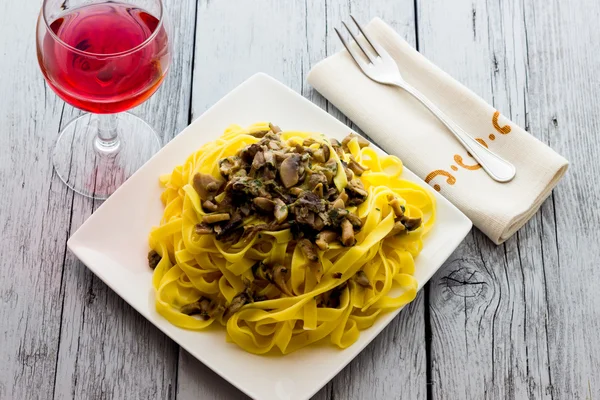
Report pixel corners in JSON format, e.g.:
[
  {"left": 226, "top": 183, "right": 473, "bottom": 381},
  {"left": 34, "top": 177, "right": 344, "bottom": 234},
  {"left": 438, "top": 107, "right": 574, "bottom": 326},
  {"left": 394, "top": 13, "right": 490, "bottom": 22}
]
[{"left": 149, "top": 122, "right": 435, "bottom": 355}]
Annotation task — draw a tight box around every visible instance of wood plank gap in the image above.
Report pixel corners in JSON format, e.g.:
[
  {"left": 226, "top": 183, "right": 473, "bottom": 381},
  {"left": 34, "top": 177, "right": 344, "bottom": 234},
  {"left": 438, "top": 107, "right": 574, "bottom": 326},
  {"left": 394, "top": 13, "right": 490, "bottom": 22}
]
[{"left": 51, "top": 188, "right": 77, "bottom": 400}]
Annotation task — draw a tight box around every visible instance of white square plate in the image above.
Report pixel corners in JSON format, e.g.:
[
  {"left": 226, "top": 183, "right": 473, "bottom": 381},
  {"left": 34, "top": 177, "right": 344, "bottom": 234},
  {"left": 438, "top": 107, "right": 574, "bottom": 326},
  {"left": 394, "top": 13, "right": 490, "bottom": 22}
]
[{"left": 68, "top": 73, "right": 472, "bottom": 400}]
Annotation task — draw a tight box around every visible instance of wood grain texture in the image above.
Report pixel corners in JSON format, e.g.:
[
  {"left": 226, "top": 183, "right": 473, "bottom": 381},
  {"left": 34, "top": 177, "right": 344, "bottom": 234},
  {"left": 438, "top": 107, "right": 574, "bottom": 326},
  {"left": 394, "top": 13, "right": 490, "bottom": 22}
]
[
  {"left": 0, "top": 0, "right": 195, "bottom": 399},
  {"left": 0, "top": 1, "right": 72, "bottom": 399},
  {"left": 418, "top": 0, "right": 600, "bottom": 398}
]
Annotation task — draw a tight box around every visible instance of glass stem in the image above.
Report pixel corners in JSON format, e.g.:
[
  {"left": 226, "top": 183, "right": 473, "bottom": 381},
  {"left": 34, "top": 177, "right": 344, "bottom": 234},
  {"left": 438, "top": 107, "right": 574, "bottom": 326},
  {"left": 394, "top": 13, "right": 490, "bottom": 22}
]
[{"left": 95, "top": 113, "right": 120, "bottom": 154}]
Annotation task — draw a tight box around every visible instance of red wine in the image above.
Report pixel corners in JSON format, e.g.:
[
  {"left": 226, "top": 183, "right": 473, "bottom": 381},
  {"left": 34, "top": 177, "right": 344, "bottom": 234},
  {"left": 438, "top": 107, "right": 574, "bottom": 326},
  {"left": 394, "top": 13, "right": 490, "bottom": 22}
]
[{"left": 38, "top": 3, "right": 170, "bottom": 114}]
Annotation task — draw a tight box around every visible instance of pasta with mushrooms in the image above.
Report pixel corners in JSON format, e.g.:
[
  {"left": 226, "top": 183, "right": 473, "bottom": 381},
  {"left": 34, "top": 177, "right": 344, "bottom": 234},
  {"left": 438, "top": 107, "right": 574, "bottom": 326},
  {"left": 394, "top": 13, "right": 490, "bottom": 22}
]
[{"left": 148, "top": 122, "right": 435, "bottom": 354}]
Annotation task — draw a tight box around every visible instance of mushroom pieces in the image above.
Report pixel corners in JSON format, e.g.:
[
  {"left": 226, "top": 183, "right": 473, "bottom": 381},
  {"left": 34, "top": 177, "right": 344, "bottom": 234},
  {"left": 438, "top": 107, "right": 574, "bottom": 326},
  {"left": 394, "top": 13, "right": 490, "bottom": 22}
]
[
  {"left": 219, "top": 156, "right": 243, "bottom": 178},
  {"left": 180, "top": 297, "right": 221, "bottom": 320},
  {"left": 345, "top": 179, "right": 368, "bottom": 206},
  {"left": 202, "top": 213, "right": 231, "bottom": 224},
  {"left": 354, "top": 270, "right": 373, "bottom": 289},
  {"left": 341, "top": 133, "right": 370, "bottom": 149},
  {"left": 347, "top": 158, "right": 369, "bottom": 176},
  {"left": 223, "top": 291, "right": 250, "bottom": 319},
  {"left": 315, "top": 230, "right": 338, "bottom": 250},
  {"left": 298, "top": 238, "right": 319, "bottom": 262},
  {"left": 269, "top": 123, "right": 282, "bottom": 134},
  {"left": 195, "top": 223, "right": 213, "bottom": 235},
  {"left": 147, "top": 250, "right": 161, "bottom": 269},
  {"left": 193, "top": 173, "right": 224, "bottom": 201},
  {"left": 273, "top": 198, "right": 288, "bottom": 223},
  {"left": 340, "top": 219, "right": 355, "bottom": 246},
  {"left": 402, "top": 216, "right": 422, "bottom": 231},
  {"left": 272, "top": 265, "right": 293, "bottom": 296},
  {"left": 279, "top": 153, "right": 301, "bottom": 188},
  {"left": 253, "top": 197, "right": 275, "bottom": 213}
]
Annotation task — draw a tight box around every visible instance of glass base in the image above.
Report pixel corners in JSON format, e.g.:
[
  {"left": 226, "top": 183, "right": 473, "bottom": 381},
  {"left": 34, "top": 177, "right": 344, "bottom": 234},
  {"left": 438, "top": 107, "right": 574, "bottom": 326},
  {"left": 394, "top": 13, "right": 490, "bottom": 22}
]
[{"left": 53, "top": 112, "right": 161, "bottom": 200}]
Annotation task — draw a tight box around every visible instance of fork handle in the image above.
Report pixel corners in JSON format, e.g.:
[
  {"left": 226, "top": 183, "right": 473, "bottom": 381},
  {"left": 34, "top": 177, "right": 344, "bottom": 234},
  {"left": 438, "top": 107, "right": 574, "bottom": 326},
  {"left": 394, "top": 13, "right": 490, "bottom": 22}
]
[{"left": 395, "top": 82, "right": 516, "bottom": 183}]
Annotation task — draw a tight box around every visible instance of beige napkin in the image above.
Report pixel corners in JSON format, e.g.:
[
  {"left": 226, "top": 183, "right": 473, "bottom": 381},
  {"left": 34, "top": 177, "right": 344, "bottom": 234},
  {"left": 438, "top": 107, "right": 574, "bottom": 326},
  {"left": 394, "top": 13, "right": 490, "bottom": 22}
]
[{"left": 307, "top": 18, "right": 568, "bottom": 245}]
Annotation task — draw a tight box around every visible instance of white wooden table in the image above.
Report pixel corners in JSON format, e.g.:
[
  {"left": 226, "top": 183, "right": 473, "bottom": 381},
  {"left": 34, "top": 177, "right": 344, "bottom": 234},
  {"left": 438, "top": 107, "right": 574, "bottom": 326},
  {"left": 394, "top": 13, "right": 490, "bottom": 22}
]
[{"left": 2, "top": 0, "right": 599, "bottom": 399}]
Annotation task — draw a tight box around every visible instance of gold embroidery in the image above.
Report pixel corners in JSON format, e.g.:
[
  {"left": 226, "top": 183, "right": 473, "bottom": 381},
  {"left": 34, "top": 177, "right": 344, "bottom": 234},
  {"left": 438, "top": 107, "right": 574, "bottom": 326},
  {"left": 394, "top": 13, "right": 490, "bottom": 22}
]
[
  {"left": 424, "top": 110, "right": 510, "bottom": 190},
  {"left": 475, "top": 138, "right": 488, "bottom": 148},
  {"left": 454, "top": 154, "right": 481, "bottom": 170},
  {"left": 492, "top": 111, "right": 511, "bottom": 134},
  {"left": 425, "top": 170, "right": 456, "bottom": 192}
]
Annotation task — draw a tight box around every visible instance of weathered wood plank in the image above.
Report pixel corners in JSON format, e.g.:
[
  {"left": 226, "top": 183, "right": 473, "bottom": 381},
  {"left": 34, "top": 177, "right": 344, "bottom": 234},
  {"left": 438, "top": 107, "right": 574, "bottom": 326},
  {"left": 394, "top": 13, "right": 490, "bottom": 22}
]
[
  {"left": 0, "top": 1, "right": 74, "bottom": 399},
  {"left": 419, "top": 0, "right": 600, "bottom": 398},
  {"left": 50, "top": 0, "right": 197, "bottom": 399},
  {"left": 524, "top": 0, "right": 600, "bottom": 398},
  {"left": 180, "top": 1, "right": 424, "bottom": 400}
]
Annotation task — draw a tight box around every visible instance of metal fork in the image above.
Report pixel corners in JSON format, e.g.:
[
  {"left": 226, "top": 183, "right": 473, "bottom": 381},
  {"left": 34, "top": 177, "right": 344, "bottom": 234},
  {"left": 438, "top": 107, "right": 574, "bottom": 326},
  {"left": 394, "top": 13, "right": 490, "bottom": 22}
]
[{"left": 335, "top": 16, "right": 516, "bottom": 183}]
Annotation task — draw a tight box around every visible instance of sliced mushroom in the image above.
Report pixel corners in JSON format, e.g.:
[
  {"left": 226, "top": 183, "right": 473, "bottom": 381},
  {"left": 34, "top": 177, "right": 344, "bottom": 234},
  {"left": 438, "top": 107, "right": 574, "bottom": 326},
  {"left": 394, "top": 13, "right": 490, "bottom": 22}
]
[
  {"left": 312, "top": 146, "right": 330, "bottom": 163},
  {"left": 228, "top": 176, "right": 269, "bottom": 198},
  {"left": 330, "top": 138, "right": 341, "bottom": 147},
  {"left": 279, "top": 153, "right": 301, "bottom": 188},
  {"left": 343, "top": 163, "right": 355, "bottom": 180},
  {"left": 330, "top": 138, "right": 345, "bottom": 158},
  {"left": 193, "top": 173, "right": 224, "bottom": 201},
  {"left": 389, "top": 198, "right": 405, "bottom": 218},
  {"left": 340, "top": 219, "right": 355, "bottom": 246},
  {"left": 385, "top": 221, "right": 406, "bottom": 238},
  {"left": 223, "top": 292, "right": 250, "bottom": 319},
  {"left": 240, "top": 143, "right": 261, "bottom": 163},
  {"left": 312, "top": 183, "right": 324, "bottom": 198},
  {"left": 298, "top": 238, "right": 319, "bottom": 262},
  {"left": 202, "top": 213, "right": 231, "bottom": 224},
  {"left": 316, "top": 230, "right": 338, "bottom": 250},
  {"left": 273, "top": 198, "right": 288, "bottom": 223},
  {"left": 322, "top": 281, "right": 347, "bottom": 308},
  {"left": 269, "top": 123, "right": 282, "bottom": 134},
  {"left": 263, "top": 149, "right": 275, "bottom": 167},
  {"left": 218, "top": 156, "right": 243, "bottom": 178},
  {"left": 248, "top": 130, "right": 269, "bottom": 138},
  {"left": 215, "top": 213, "right": 243, "bottom": 242},
  {"left": 148, "top": 250, "right": 161, "bottom": 269},
  {"left": 289, "top": 187, "right": 304, "bottom": 196},
  {"left": 251, "top": 150, "right": 266, "bottom": 170},
  {"left": 313, "top": 214, "right": 325, "bottom": 231},
  {"left": 348, "top": 158, "right": 368, "bottom": 176},
  {"left": 346, "top": 213, "right": 362, "bottom": 229},
  {"left": 402, "top": 216, "right": 422, "bottom": 231},
  {"left": 337, "top": 190, "right": 349, "bottom": 204},
  {"left": 346, "top": 180, "right": 368, "bottom": 206},
  {"left": 331, "top": 198, "right": 345, "bottom": 209},
  {"left": 303, "top": 138, "right": 318, "bottom": 147},
  {"left": 354, "top": 270, "right": 373, "bottom": 289},
  {"left": 294, "top": 191, "right": 327, "bottom": 214},
  {"left": 328, "top": 207, "right": 349, "bottom": 227},
  {"left": 195, "top": 223, "right": 213, "bottom": 235},
  {"left": 342, "top": 133, "right": 370, "bottom": 149},
  {"left": 307, "top": 172, "right": 327, "bottom": 190},
  {"left": 272, "top": 264, "right": 293, "bottom": 296},
  {"left": 241, "top": 224, "right": 269, "bottom": 242},
  {"left": 202, "top": 200, "right": 218, "bottom": 212},
  {"left": 253, "top": 197, "right": 275, "bottom": 212},
  {"left": 180, "top": 297, "right": 215, "bottom": 319}
]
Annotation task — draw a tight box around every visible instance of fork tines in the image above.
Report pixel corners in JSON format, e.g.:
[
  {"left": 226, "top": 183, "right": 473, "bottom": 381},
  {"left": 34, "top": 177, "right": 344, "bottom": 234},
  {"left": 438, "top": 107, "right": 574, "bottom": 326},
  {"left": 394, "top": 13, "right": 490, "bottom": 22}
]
[{"left": 335, "top": 16, "right": 382, "bottom": 65}]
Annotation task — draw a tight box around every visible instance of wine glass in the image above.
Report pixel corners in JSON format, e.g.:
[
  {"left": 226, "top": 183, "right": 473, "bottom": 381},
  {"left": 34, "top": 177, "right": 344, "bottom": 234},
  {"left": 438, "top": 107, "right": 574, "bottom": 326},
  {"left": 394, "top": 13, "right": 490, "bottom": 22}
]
[{"left": 36, "top": 0, "right": 171, "bottom": 199}]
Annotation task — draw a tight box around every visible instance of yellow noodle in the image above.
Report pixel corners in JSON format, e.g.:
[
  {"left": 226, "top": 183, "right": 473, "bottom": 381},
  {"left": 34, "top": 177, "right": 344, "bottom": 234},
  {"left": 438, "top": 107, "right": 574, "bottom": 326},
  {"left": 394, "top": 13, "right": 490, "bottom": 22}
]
[{"left": 149, "top": 123, "right": 436, "bottom": 355}]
